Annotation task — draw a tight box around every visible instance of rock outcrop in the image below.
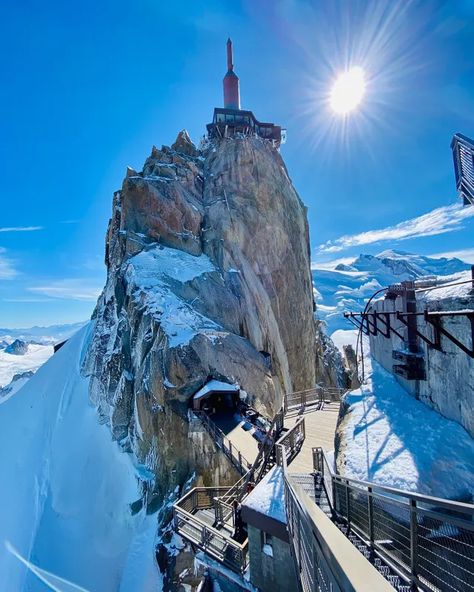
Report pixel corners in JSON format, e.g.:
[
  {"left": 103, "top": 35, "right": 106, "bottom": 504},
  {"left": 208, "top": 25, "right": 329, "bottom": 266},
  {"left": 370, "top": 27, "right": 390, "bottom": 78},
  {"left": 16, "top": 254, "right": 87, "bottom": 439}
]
[
  {"left": 83, "top": 131, "right": 320, "bottom": 500},
  {"left": 5, "top": 339, "right": 28, "bottom": 355}
]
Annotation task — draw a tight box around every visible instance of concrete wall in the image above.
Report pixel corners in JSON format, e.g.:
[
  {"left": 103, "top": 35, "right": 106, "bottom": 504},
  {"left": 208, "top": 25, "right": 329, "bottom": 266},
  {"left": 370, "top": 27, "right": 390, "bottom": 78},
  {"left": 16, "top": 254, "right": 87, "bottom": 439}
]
[
  {"left": 247, "top": 525, "right": 298, "bottom": 592},
  {"left": 369, "top": 290, "right": 474, "bottom": 437}
]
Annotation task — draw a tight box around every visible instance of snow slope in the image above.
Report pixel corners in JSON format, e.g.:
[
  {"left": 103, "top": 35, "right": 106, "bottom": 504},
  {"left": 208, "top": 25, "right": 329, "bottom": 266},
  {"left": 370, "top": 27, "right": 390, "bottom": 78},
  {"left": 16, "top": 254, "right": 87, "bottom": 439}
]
[
  {"left": 337, "top": 350, "right": 474, "bottom": 500},
  {"left": 312, "top": 250, "right": 469, "bottom": 335},
  {"left": 0, "top": 323, "right": 162, "bottom": 591}
]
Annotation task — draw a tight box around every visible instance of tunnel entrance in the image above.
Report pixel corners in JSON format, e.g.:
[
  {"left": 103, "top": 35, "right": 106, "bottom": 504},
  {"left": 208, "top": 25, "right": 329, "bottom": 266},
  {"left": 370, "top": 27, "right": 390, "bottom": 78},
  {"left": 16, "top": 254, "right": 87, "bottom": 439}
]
[{"left": 192, "top": 380, "right": 240, "bottom": 414}]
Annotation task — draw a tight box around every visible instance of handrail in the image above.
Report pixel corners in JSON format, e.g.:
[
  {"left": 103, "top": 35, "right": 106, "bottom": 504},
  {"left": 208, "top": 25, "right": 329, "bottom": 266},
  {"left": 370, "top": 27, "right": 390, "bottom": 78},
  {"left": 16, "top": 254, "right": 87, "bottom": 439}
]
[
  {"left": 174, "top": 503, "right": 247, "bottom": 550},
  {"left": 277, "top": 442, "right": 394, "bottom": 592},
  {"left": 275, "top": 417, "right": 306, "bottom": 466},
  {"left": 284, "top": 385, "right": 346, "bottom": 414},
  {"left": 314, "top": 447, "right": 474, "bottom": 517},
  {"left": 193, "top": 410, "right": 252, "bottom": 475},
  {"left": 313, "top": 447, "right": 474, "bottom": 591},
  {"left": 173, "top": 485, "right": 249, "bottom": 573}
]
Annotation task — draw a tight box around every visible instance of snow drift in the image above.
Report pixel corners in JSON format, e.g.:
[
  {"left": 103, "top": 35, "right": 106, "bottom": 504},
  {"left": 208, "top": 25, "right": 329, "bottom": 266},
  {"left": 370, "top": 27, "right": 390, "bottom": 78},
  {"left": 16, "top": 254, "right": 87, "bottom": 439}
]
[{"left": 336, "top": 350, "right": 474, "bottom": 500}]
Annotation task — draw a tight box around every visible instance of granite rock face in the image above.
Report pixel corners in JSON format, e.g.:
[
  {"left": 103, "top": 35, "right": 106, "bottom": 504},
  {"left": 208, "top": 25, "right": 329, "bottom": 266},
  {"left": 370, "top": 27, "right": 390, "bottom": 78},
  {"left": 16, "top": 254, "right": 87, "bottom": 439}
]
[{"left": 84, "top": 131, "right": 321, "bottom": 499}]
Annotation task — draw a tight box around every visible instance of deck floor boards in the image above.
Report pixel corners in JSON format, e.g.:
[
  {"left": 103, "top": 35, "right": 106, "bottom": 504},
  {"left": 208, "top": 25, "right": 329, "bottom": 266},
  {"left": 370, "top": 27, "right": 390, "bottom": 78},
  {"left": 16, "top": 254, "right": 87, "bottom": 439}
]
[{"left": 284, "top": 402, "right": 340, "bottom": 474}]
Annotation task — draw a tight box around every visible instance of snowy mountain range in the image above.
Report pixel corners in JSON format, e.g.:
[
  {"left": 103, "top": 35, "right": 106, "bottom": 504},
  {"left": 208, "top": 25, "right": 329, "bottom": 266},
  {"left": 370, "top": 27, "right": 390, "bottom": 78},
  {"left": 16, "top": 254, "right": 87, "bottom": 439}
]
[
  {"left": 0, "top": 321, "right": 86, "bottom": 390},
  {"left": 313, "top": 250, "right": 470, "bottom": 336},
  {"left": 0, "top": 321, "right": 86, "bottom": 346}
]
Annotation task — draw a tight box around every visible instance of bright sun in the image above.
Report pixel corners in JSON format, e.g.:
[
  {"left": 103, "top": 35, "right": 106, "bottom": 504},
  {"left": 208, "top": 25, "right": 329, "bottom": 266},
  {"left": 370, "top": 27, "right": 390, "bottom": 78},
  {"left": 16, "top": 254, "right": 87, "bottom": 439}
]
[{"left": 330, "top": 67, "right": 366, "bottom": 114}]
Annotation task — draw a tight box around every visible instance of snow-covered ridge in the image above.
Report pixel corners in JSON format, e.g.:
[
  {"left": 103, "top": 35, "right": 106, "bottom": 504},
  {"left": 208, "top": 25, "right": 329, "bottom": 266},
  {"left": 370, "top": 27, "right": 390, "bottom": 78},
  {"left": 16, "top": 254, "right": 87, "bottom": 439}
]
[
  {"left": 312, "top": 249, "right": 470, "bottom": 335},
  {"left": 0, "top": 323, "right": 161, "bottom": 591}
]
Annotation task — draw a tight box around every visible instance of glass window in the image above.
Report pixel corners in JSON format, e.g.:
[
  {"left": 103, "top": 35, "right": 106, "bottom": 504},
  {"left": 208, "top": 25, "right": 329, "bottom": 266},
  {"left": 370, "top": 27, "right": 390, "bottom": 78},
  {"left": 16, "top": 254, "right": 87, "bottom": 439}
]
[{"left": 261, "top": 531, "right": 274, "bottom": 557}]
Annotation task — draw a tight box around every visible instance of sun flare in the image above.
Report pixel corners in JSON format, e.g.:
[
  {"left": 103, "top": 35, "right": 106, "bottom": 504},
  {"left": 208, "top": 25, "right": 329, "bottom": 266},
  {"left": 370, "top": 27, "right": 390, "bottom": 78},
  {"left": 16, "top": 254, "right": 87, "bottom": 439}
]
[{"left": 329, "top": 67, "right": 366, "bottom": 114}]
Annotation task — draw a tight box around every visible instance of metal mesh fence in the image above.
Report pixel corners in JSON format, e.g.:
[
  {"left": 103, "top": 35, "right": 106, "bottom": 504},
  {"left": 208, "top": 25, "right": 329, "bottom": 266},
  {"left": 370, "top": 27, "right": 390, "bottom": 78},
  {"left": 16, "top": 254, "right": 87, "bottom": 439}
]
[
  {"left": 284, "top": 477, "right": 342, "bottom": 592},
  {"left": 416, "top": 505, "right": 474, "bottom": 592},
  {"left": 331, "top": 474, "right": 474, "bottom": 592},
  {"left": 371, "top": 495, "right": 411, "bottom": 570}
]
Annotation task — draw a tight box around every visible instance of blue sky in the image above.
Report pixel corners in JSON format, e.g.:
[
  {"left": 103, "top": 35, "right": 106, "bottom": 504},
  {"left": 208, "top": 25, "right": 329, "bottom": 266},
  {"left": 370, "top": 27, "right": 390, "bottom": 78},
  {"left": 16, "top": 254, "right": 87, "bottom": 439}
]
[{"left": 1, "top": 0, "right": 473, "bottom": 328}]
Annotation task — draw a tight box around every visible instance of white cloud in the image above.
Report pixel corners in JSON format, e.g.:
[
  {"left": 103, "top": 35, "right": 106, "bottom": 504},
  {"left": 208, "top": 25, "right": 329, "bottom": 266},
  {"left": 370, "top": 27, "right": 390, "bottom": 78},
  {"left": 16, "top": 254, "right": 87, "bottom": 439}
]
[
  {"left": 311, "top": 257, "right": 355, "bottom": 270},
  {"left": 0, "top": 226, "right": 43, "bottom": 233},
  {"left": 316, "top": 203, "right": 474, "bottom": 254},
  {"left": 431, "top": 248, "right": 474, "bottom": 264},
  {"left": 0, "top": 248, "right": 18, "bottom": 279},
  {"left": 29, "top": 279, "right": 102, "bottom": 301}
]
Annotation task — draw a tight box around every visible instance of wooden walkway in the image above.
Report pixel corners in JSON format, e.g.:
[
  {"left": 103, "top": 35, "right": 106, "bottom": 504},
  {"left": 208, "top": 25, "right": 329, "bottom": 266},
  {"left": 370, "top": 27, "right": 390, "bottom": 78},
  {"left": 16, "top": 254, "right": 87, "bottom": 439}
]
[
  {"left": 212, "top": 414, "right": 260, "bottom": 467},
  {"left": 284, "top": 402, "right": 340, "bottom": 474}
]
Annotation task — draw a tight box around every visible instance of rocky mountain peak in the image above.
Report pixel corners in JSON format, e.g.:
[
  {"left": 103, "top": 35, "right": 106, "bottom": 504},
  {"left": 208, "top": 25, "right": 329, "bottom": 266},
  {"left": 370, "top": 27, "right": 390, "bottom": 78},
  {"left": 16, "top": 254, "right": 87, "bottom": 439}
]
[
  {"left": 86, "top": 133, "right": 321, "bottom": 498},
  {"left": 5, "top": 339, "right": 28, "bottom": 356},
  {"left": 171, "top": 129, "right": 199, "bottom": 157}
]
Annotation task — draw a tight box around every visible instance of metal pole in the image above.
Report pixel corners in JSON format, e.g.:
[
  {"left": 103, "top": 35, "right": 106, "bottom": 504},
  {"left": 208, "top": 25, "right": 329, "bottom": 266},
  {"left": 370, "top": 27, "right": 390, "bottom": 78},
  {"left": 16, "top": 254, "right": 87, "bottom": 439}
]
[
  {"left": 368, "top": 487, "right": 374, "bottom": 547},
  {"left": 410, "top": 498, "right": 419, "bottom": 586},
  {"left": 346, "top": 480, "right": 351, "bottom": 530}
]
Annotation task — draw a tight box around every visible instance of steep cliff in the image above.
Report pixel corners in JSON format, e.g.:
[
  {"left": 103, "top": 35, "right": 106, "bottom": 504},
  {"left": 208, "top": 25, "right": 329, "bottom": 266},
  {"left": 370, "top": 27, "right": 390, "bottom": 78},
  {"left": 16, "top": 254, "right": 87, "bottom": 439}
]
[{"left": 83, "top": 131, "right": 318, "bottom": 500}]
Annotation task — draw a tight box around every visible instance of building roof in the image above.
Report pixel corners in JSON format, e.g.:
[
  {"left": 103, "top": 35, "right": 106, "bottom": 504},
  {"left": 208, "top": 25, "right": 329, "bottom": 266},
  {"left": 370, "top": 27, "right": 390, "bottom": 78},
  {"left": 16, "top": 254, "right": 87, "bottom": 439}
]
[
  {"left": 192, "top": 379, "right": 239, "bottom": 402},
  {"left": 241, "top": 466, "right": 289, "bottom": 541}
]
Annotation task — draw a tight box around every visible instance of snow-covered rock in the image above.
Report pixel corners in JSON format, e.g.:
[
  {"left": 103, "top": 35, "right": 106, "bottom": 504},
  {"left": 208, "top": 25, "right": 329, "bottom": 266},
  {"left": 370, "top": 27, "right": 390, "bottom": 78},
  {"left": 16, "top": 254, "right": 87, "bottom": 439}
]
[
  {"left": 4, "top": 339, "right": 28, "bottom": 355},
  {"left": 368, "top": 269, "right": 474, "bottom": 437},
  {"left": 84, "top": 132, "right": 322, "bottom": 504}
]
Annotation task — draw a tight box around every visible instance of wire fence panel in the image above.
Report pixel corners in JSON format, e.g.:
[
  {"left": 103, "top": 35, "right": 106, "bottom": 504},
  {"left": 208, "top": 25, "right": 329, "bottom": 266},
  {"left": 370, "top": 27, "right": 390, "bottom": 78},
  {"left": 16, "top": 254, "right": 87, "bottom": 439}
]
[
  {"left": 328, "top": 470, "right": 474, "bottom": 592},
  {"left": 371, "top": 495, "right": 411, "bottom": 570},
  {"left": 416, "top": 504, "right": 474, "bottom": 592}
]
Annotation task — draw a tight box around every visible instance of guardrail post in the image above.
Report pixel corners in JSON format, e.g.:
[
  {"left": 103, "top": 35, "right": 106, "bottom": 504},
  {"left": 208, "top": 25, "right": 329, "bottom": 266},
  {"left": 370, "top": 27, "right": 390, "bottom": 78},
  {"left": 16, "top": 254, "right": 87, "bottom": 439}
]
[
  {"left": 238, "top": 451, "right": 243, "bottom": 473},
  {"left": 229, "top": 440, "right": 233, "bottom": 462},
  {"left": 201, "top": 525, "right": 208, "bottom": 548},
  {"left": 410, "top": 498, "right": 418, "bottom": 585},
  {"left": 368, "top": 486, "right": 374, "bottom": 546},
  {"left": 346, "top": 480, "right": 351, "bottom": 531}
]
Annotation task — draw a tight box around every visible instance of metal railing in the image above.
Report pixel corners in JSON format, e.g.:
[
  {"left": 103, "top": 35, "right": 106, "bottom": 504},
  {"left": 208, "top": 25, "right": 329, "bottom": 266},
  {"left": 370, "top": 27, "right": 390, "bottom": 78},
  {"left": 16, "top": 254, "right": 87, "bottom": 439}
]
[
  {"left": 283, "top": 466, "right": 344, "bottom": 591},
  {"left": 277, "top": 441, "right": 394, "bottom": 592},
  {"left": 313, "top": 448, "right": 474, "bottom": 592},
  {"left": 173, "top": 486, "right": 248, "bottom": 573},
  {"left": 193, "top": 410, "right": 253, "bottom": 475},
  {"left": 284, "top": 386, "right": 346, "bottom": 414},
  {"left": 275, "top": 417, "right": 306, "bottom": 466}
]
